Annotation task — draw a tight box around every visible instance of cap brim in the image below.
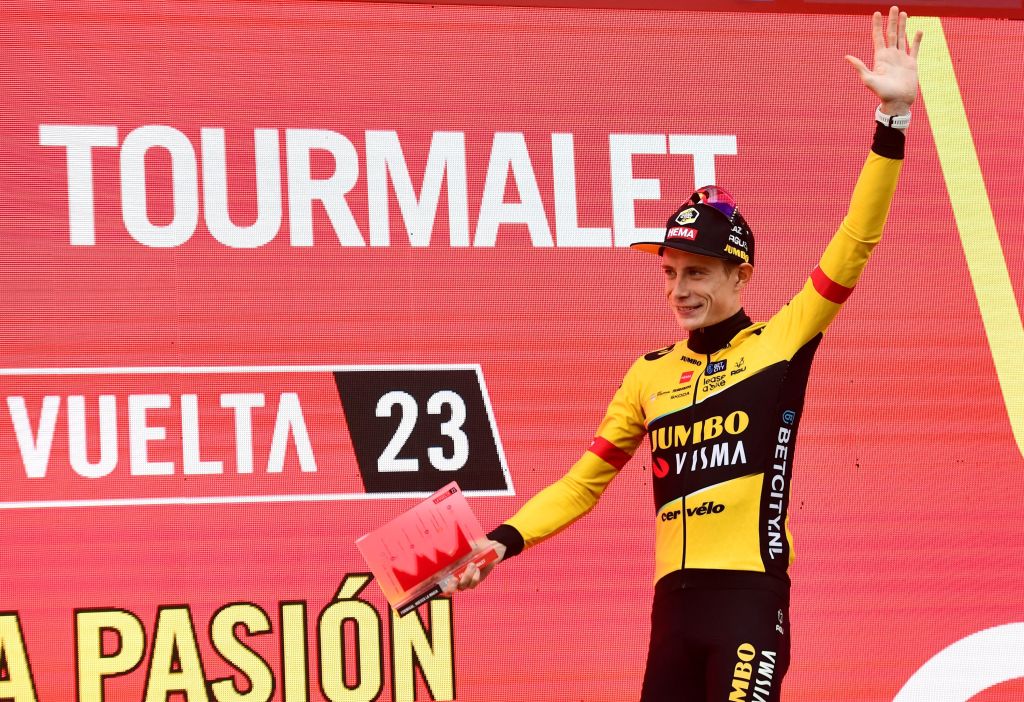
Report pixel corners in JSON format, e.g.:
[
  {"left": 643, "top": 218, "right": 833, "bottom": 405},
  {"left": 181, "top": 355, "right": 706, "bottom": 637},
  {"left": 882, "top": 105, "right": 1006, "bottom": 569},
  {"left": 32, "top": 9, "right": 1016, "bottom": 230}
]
[
  {"left": 629, "top": 240, "right": 732, "bottom": 260},
  {"left": 628, "top": 242, "right": 666, "bottom": 255}
]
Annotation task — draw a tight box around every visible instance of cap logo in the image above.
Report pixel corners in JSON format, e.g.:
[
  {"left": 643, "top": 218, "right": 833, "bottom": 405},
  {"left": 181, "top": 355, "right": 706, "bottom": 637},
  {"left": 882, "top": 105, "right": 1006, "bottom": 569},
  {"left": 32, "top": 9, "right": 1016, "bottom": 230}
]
[
  {"left": 675, "top": 208, "right": 699, "bottom": 225},
  {"left": 666, "top": 227, "right": 698, "bottom": 241},
  {"left": 724, "top": 245, "right": 750, "bottom": 262},
  {"left": 728, "top": 233, "right": 748, "bottom": 250}
]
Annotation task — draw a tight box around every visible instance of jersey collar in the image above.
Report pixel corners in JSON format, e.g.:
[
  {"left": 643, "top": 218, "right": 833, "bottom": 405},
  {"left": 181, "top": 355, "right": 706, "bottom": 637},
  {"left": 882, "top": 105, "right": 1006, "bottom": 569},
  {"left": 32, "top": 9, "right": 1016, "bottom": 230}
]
[{"left": 686, "top": 308, "right": 753, "bottom": 355}]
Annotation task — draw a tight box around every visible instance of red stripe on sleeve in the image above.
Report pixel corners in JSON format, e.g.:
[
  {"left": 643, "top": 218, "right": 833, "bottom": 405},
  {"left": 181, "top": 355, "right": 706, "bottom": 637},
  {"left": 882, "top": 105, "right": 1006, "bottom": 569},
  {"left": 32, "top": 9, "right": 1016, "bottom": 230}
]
[
  {"left": 588, "top": 437, "right": 631, "bottom": 470},
  {"left": 810, "top": 266, "right": 855, "bottom": 304}
]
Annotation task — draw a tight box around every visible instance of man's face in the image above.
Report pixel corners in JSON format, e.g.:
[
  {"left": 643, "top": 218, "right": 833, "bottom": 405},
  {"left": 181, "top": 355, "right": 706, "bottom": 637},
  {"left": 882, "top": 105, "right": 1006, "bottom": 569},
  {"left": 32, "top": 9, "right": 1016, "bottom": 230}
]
[{"left": 662, "top": 248, "right": 750, "bottom": 332}]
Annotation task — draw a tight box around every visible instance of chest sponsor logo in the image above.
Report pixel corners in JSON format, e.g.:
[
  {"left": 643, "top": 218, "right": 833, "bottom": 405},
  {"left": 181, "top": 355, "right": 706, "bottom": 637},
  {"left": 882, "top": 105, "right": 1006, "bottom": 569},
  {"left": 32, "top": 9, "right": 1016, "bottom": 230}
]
[
  {"left": 686, "top": 500, "right": 724, "bottom": 516},
  {"left": 652, "top": 411, "right": 748, "bottom": 449},
  {"left": 730, "top": 357, "right": 747, "bottom": 376},
  {"left": 653, "top": 457, "right": 671, "bottom": 479},
  {"left": 669, "top": 441, "right": 747, "bottom": 474},
  {"left": 679, "top": 370, "right": 694, "bottom": 384},
  {"left": 705, "top": 359, "right": 727, "bottom": 376},
  {"left": 703, "top": 375, "right": 727, "bottom": 391},
  {"left": 660, "top": 502, "right": 726, "bottom": 520},
  {"left": 651, "top": 411, "right": 749, "bottom": 476}
]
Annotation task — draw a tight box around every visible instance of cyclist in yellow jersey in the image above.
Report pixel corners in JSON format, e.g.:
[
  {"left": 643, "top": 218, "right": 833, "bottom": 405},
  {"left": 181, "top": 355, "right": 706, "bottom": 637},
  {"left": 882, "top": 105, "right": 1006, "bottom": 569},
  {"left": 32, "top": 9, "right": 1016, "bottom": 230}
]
[{"left": 452, "top": 7, "right": 923, "bottom": 700}]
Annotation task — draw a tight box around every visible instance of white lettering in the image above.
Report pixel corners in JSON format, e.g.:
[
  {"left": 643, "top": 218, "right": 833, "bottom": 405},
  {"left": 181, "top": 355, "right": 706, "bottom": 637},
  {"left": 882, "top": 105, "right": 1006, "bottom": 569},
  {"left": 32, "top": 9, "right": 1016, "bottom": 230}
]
[
  {"left": 552, "top": 133, "right": 611, "bottom": 247},
  {"left": 609, "top": 133, "right": 665, "bottom": 247},
  {"left": 474, "top": 132, "right": 552, "bottom": 247},
  {"left": 120, "top": 126, "right": 199, "bottom": 247},
  {"left": 39, "top": 125, "right": 119, "bottom": 245},
  {"left": 68, "top": 395, "right": 118, "bottom": 478},
  {"left": 41, "top": 125, "right": 742, "bottom": 251},
  {"left": 668, "top": 134, "right": 737, "bottom": 188},
  {"left": 710, "top": 442, "right": 730, "bottom": 467},
  {"left": 220, "top": 393, "right": 265, "bottom": 474},
  {"left": 181, "top": 394, "right": 223, "bottom": 475},
  {"left": 201, "top": 128, "right": 282, "bottom": 248},
  {"left": 129, "top": 394, "right": 174, "bottom": 475},
  {"left": 7, "top": 396, "right": 61, "bottom": 478},
  {"left": 285, "top": 129, "right": 364, "bottom": 246},
  {"left": 266, "top": 393, "right": 317, "bottom": 473},
  {"left": 366, "top": 130, "right": 469, "bottom": 247}
]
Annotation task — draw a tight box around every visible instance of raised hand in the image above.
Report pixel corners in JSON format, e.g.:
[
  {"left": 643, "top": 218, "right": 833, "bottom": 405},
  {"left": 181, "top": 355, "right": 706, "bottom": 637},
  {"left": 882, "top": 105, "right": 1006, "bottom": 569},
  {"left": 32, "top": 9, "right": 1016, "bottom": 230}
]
[{"left": 845, "top": 6, "right": 923, "bottom": 115}]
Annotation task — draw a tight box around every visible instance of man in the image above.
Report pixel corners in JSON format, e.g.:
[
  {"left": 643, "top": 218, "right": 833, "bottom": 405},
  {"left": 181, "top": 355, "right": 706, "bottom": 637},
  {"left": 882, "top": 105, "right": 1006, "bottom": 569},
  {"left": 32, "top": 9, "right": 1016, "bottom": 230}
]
[{"left": 451, "top": 6, "right": 923, "bottom": 700}]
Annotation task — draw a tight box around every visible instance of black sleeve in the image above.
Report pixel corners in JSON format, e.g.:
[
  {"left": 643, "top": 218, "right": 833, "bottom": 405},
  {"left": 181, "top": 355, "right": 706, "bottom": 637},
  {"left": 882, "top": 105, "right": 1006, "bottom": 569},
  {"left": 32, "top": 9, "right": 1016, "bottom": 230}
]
[
  {"left": 487, "top": 524, "right": 525, "bottom": 559},
  {"left": 871, "top": 121, "right": 906, "bottom": 160}
]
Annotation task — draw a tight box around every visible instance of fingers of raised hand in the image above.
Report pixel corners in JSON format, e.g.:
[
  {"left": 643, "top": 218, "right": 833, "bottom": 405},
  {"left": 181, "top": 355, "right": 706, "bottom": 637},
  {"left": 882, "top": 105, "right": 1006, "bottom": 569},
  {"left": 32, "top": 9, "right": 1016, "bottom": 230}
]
[
  {"left": 845, "top": 54, "right": 870, "bottom": 80},
  {"left": 887, "top": 6, "right": 900, "bottom": 50},
  {"left": 910, "top": 29, "right": 923, "bottom": 58},
  {"left": 872, "top": 10, "right": 885, "bottom": 51},
  {"left": 900, "top": 10, "right": 910, "bottom": 51}
]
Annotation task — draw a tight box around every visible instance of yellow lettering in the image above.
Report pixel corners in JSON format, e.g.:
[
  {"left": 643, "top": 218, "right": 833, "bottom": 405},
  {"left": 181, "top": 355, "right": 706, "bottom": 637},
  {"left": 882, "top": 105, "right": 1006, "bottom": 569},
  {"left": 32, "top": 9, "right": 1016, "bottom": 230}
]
[
  {"left": 208, "top": 603, "right": 274, "bottom": 702},
  {"left": 734, "top": 661, "right": 752, "bottom": 680},
  {"left": 725, "top": 411, "right": 749, "bottom": 435},
  {"left": 673, "top": 424, "right": 691, "bottom": 448},
  {"left": 0, "top": 614, "right": 38, "bottom": 702},
  {"left": 656, "top": 428, "right": 672, "bottom": 450},
  {"left": 911, "top": 16, "right": 1024, "bottom": 460},
  {"left": 729, "top": 679, "right": 750, "bottom": 702},
  {"left": 391, "top": 599, "right": 454, "bottom": 702},
  {"left": 320, "top": 577, "right": 383, "bottom": 702},
  {"left": 280, "top": 603, "right": 309, "bottom": 702},
  {"left": 75, "top": 609, "right": 145, "bottom": 702},
  {"left": 144, "top": 607, "right": 208, "bottom": 702},
  {"left": 703, "top": 415, "right": 724, "bottom": 441}
]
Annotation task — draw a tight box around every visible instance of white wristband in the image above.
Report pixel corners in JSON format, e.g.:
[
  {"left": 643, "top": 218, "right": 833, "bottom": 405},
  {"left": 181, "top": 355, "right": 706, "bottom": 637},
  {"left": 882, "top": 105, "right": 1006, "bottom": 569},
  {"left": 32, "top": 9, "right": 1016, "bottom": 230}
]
[{"left": 875, "top": 105, "right": 911, "bottom": 129}]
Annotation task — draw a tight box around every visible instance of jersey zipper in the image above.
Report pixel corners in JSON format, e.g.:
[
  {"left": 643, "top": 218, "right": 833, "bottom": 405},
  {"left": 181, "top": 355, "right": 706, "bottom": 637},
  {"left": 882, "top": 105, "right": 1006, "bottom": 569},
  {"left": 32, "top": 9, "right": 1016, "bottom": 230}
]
[
  {"left": 683, "top": 352, "right": 711, "bottom": 576},
  {"left": 690, "top": 353, "right": 711, "bottom": 407}
]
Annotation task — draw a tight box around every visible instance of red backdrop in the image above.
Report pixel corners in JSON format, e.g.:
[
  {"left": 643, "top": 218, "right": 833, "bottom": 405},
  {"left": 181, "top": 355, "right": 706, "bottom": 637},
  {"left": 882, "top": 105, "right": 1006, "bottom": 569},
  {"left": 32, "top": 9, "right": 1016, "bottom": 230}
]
[{"left": 1, "top": 2, "right": 1022, "bottom": 701}]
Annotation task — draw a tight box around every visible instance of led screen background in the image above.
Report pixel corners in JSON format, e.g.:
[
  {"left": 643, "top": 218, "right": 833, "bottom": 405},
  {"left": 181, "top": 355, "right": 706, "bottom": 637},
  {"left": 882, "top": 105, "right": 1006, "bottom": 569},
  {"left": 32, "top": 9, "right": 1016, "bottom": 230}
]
[{"left": 1, "top": 2, "right": 1022, "bottom": 700}]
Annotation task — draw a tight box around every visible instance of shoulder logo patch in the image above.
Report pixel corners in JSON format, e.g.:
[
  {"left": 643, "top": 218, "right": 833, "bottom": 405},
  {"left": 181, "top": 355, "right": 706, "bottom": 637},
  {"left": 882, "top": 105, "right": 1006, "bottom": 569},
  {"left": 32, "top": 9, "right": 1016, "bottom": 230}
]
[{"left": 644, "top": 344, "right": 675, "bottom": 361}]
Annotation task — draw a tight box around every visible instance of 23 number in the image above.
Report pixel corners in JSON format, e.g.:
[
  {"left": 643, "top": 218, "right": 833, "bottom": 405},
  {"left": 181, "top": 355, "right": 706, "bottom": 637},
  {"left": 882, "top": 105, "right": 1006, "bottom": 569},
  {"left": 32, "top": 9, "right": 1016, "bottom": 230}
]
[{"left": 375, "top": 390, "right": 469, "bottom": 472}]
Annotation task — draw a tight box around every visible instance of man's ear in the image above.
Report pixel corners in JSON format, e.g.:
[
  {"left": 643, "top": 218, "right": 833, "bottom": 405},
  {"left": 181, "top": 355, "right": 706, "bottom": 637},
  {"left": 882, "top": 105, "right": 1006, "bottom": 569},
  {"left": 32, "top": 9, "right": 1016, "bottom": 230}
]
[{"left": 735, "top": 263, "right": 754, "bottom": 291}]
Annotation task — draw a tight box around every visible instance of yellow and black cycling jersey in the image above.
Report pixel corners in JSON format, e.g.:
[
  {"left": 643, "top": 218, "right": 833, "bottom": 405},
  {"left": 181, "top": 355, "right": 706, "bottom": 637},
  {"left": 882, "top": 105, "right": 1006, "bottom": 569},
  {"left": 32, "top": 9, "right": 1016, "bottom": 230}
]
[{"left": 490, "top": 129, "right": 904, "bottom": 595}]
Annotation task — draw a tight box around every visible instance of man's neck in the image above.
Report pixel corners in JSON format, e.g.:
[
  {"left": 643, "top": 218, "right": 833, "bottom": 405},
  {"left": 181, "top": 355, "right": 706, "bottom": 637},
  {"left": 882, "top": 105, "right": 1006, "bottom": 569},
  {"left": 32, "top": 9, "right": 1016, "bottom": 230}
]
[{"left": 687, "top": 308, "right": 753, "bottom": 354}]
